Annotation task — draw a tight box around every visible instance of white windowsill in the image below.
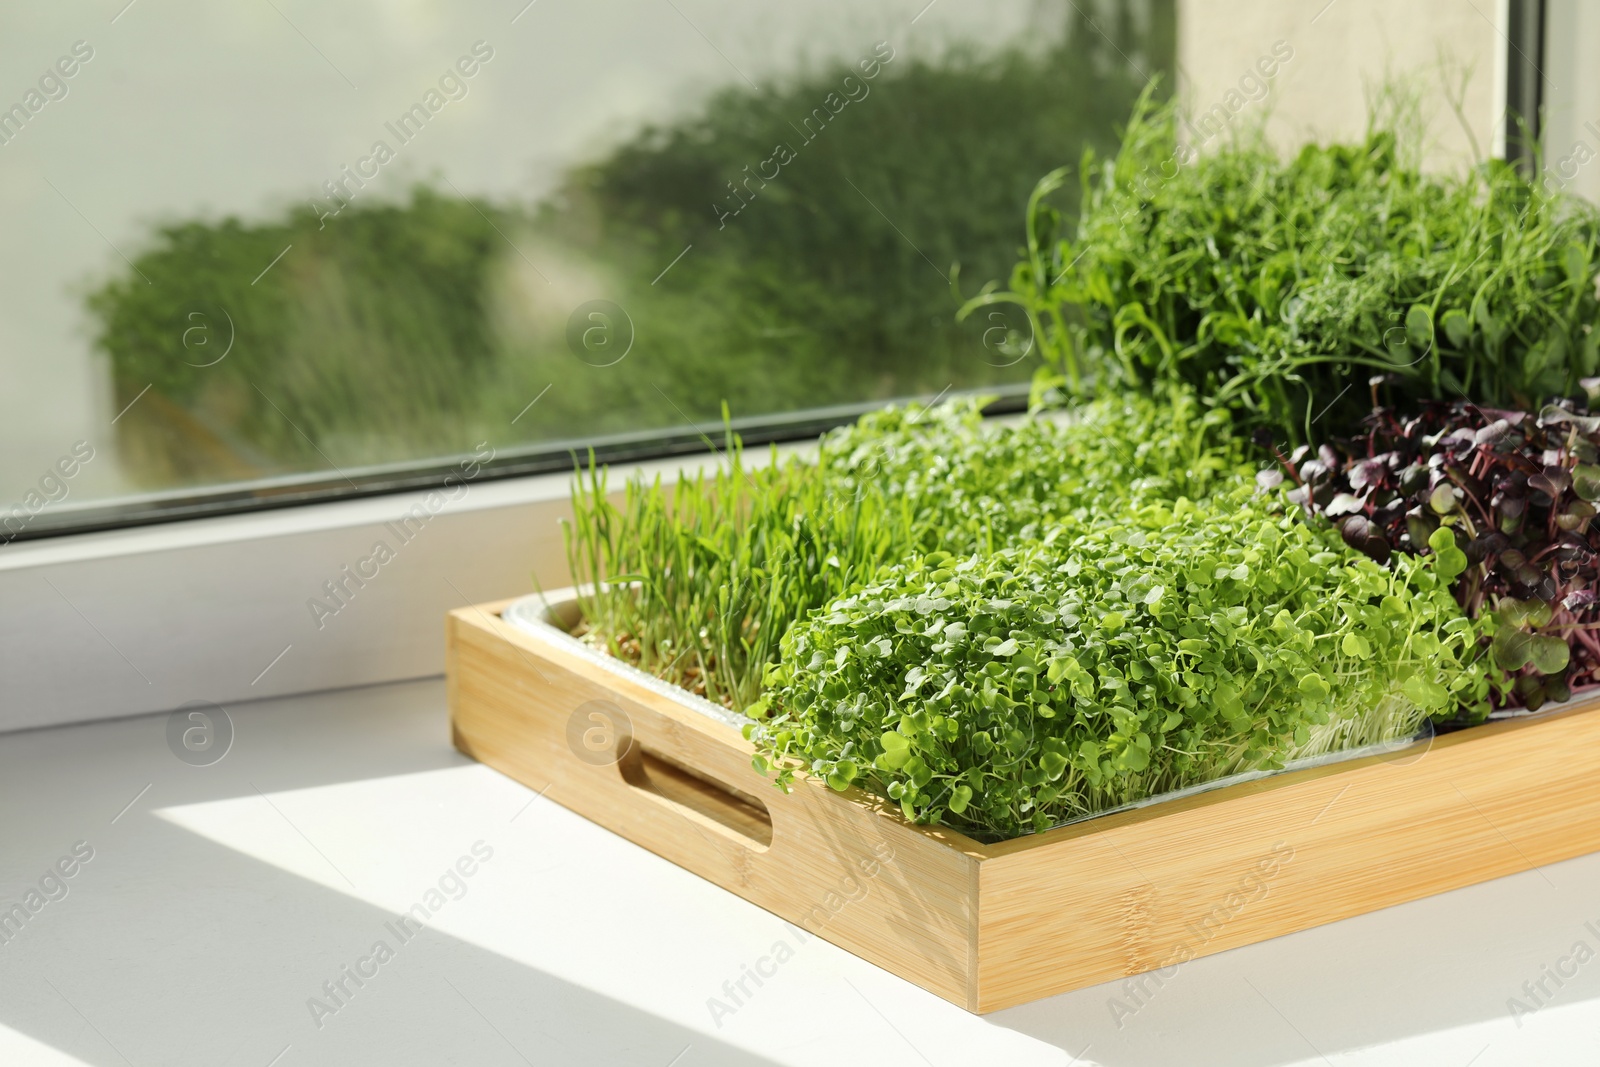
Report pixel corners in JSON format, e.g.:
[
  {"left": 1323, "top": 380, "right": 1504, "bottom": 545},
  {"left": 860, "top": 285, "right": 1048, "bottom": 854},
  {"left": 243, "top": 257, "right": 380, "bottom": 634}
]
[{"left": 0, "top": 676, "right": 1593, "bottom": 1065}]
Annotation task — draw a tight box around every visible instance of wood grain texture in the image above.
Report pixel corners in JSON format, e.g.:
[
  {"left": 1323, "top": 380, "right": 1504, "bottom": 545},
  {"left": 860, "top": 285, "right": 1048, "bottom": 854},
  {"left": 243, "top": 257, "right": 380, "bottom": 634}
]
[
  {"left": 446, "top": 596, "right": 1600, "bottom": 1013},
  {"left": 447, "top": 601, "right": 981, "bottom": 1007},
  {"left": 974, "top": 698, "right": 1600, "bottom": 1010}
]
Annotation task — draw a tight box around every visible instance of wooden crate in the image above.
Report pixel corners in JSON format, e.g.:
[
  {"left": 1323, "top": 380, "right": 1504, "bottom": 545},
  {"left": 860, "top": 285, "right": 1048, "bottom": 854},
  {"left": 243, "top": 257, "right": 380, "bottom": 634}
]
[{"left": 447, "top": 593, "right": 1600, "bottom": 1013}]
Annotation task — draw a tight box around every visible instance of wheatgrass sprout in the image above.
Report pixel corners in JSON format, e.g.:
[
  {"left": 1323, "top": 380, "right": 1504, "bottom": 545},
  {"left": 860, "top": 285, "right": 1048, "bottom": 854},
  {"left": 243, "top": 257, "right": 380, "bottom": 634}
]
[{"left": 563, "top": 431, "right": 915, "bottom": 711}]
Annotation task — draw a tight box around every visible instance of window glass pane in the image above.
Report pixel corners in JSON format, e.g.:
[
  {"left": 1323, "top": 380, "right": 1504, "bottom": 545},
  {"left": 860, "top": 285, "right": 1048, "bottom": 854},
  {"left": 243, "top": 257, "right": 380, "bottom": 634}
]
[{"left": 0, "top": 0, "right": 1172, "bottom": 535}]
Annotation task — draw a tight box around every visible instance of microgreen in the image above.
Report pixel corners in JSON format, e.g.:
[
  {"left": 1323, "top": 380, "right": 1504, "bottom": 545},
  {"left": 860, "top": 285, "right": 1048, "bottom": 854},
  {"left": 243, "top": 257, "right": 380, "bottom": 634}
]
[
  {"left": 1266, "top": 395, "right": 1600, "bottom": 712},
  {"left": 962, "top": 87, "right": 1600, "bottom": 442},
  {"left": 563, "top": 427, "right": 914, "bottom": 712},
  {"left": 746, "top": 485, "right": 1491, "bottom": 840},
  {"left": 819, "top": 384, "right": 1250, "bottom": 556},
  {"left": 562, "top": 388, "right": 1248, "bottom": 709},
  {"left": 567, "top": 390, "right": 1499, "bottom": 840}
]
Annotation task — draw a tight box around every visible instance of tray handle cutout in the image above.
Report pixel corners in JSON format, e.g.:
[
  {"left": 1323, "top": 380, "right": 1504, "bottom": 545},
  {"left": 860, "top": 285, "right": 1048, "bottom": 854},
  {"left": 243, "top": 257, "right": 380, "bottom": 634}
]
[{"left": 618, "top": 742, "right": 774, "bottom": 849}]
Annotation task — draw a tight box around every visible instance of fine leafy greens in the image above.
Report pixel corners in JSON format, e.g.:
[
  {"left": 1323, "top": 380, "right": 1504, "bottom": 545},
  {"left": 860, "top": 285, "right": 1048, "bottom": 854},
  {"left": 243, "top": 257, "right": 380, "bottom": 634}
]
[
  {"left": 962, "top": 89, "right": 1600, "bottom": 442},
  {"left": 818, "top": 384, "right": 1247, "bottom": 556},
  {"left": 745, "top": 487, "right": 1491, "bottom": 840}
]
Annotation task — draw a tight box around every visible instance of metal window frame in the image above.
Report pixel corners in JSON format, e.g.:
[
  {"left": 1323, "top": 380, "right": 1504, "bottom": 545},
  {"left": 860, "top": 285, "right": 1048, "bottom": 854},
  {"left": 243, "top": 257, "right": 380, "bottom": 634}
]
[
  {"left": 8, "top": 387, "right": 1029, "bottom": 544},
  {"left": 1504, "top": 0, "right": 1547, "bottom": 170}
]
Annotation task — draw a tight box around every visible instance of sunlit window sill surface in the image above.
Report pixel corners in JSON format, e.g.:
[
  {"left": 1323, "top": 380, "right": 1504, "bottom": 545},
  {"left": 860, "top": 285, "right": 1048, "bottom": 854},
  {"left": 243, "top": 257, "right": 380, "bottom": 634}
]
[{"left": 2, "top": 678, "right": 1597, "bottom": 1066}]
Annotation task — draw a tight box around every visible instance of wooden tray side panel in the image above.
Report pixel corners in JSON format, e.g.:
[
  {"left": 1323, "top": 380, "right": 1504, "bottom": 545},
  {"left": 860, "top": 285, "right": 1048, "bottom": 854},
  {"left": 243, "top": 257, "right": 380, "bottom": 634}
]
[
  {"left": 975, "top": 703, "right": 1600, "bottom": 1012},
  {"left": 446, "top": 606, "right": 981, "bottom": 1008}
]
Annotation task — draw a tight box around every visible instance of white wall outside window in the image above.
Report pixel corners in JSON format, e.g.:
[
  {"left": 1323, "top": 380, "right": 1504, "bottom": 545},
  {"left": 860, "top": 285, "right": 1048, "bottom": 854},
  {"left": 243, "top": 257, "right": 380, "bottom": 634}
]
[
  {"left": 1177, "top": 0, "right": 1502, "bottom": 169},
  {"left": 1542, "top": 0, "right": 1600, "bottom": 202}
]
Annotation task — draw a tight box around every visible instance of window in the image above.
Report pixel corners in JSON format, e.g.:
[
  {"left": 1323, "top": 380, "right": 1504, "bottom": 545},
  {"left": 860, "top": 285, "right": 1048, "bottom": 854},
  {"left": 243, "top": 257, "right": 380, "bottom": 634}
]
[
  {"left": 0, "top": 1, "right": 1551, "bottom": 730},
  {"left": 1, "top": 0, "right": 1173, "bottom": 540}
]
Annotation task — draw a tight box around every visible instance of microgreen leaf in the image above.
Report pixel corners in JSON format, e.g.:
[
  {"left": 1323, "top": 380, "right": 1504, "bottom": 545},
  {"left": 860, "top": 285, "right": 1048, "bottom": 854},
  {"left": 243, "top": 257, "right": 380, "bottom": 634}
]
[{"left": 1529, "top": 635, "right": 1571, "bottom": 675}]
